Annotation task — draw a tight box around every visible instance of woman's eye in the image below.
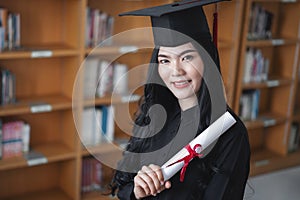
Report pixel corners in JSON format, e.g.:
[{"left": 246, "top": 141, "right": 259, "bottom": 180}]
[
  {"left": 159, "top": 59, "right": 170, "bottom": 64},
  {"left": 182, "top": 55, "right": 193, "bottom": 62}
]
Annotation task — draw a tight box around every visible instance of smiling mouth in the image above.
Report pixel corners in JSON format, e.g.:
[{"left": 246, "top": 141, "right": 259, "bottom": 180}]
[{"left": 172, "top": 80, "right": 192, "bottom": 88}]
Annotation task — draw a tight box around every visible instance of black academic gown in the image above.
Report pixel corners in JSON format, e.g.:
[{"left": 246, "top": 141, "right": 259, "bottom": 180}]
[{"left": 116, "top": 107, "right": 250, "bottom": 200}]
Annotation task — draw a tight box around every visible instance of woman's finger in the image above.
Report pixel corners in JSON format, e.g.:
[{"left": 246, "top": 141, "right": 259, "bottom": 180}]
[
  {"left": 137, "top": 168, "right": 157, "bottom": 195},
  {"left": 142, "top": 165, "right": 161, "bottom": 193},
  {"left": 134, "top": 173, "right": 150, "bottom": 196},
  {"left": 149, "top": 164, "right": 165, "bottom": 185}
]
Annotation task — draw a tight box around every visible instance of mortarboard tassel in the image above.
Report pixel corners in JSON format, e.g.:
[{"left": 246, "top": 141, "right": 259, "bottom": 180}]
[{"left": 213, "top": 4, "right": 218, "bottom": 48}]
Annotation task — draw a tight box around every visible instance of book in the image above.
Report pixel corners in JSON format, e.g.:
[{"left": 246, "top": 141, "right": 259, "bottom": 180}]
[
  {"left": 97, "top": 105, "right": 115, "bottom": 142},
  {"left": 0, "top": 7, "right": 8, "bottom": 50},
  {"left": 288, "top": 122, "right": 299, "bottom": 152},
  {"left": 81, "top": 107, "right": 97, "bottom": 146},
  {"left": 22, "top": 123, "right": 30, "bottom": 153},
  {"left": 96, "top": 60, "right": 114, "bottom": 97},
  {"left": 2, "top": 120, "right": 24, "bottom": 159},
  {"left": 23, "top": 150, "right": 47, "bottom": 166},
  {"left": 85, "top": 7, "right": 114, "bottom": 48},
  {"left": 239, "top": 89, "right": 260, "bottom": 121},
  {"left": 243, "top": 48, "right": 254, "bottom": 83},
  {"left": 243, "top": 48, "right": 269, "bottom": 83},
  {"left": 83, "top": 57, "right": 100, "bottom": 99},
  {"left": 248, "top": 3, "right": 274, "bottom": 40},
  {"left": 0, "top": 68, "right": 16, "bottom": 105},
  {"left": 81, "top": 157, "right": 103, "bottom": 193},
  {"left": 0, "top": 119, "right": 2, "bottom": 159},
  {"left": 113, "top": 63, "right": 128, "bottom": 95}
]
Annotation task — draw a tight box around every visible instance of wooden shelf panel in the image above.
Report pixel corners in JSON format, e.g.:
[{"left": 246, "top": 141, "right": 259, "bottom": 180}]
[
  {"left": 0, "top": 143, "right": 75, "bottom": 171},
  {"left": 82, "top": 191, "right": 117, "bottom": 200},
  {"left": 0, "top": 95, "right": 72, "bottom": 116},
  {"left": 242, "top": 78, "right": 293, "bottom": 90},
  {"left": 244, "top": 112, "right": 287, "bottom": 130},
  {"left": 81, "top": 142, "right": 124, "bottom": 157},
  {"left": 84, "top": 94, "right": 141, "bottom": 107},
  {"left": 2, "top": 188, "right": 72, "bottom": 200},
  {"left": 246, "top": 38, "right": 298, "bottom": 47},
  {"left": 250, "top": 149, "right": 300, "bottom": 176},
  {"left": 85, "top": 43, "right": 153, "bottom": 56},
  {"left": 0, "top": 45, "right": 79, "bottom": 59}
]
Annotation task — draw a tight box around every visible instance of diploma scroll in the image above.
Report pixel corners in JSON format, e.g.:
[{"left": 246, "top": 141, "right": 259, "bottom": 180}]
[{"left": 161, "top": 111, "right": 236, "bottom": 181}]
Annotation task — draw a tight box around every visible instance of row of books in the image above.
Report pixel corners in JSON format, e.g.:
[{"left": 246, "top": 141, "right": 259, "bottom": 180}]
[
  {"left": 0, "top": 120, "right": 30, "bottom": 160},
  {"left": 289, "top": 122, "right": 300, "bottom": 153},
  {"left": 248, "top": 3, "right": 274, "bottom": 40},
  {"left": 81, "top": 156, "right": 103, "bottom": 193},
  {"left": 81, "top": 106, "right": 115, "bottom": 146},
  {"left": 1, "top": 68, "right": 16, "bottom": 105},
  {"left": 243, "top": 48, "right": 270, "bottom": 84},
  {"left": 85, "top": 7, "right": 114, "bottom": 48},
  {"left": 239, "top": 89, "right": 260, "bottom": 121},
  {"left": 0, "top": 8, "right": 21, "bottom": 51},
  {"left": 84, "top": 58, "right": 128, "bottom": 99}
]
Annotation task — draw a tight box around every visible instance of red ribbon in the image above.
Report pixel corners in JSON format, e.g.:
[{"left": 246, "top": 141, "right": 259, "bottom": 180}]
[{"left": 166, "top": 144, "right": 203, "bottom": 182}]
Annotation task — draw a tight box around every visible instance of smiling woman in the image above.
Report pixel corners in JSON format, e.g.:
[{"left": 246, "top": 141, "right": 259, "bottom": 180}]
[{"left": 109, "top": 0, "right": 251, "bottom": 200}]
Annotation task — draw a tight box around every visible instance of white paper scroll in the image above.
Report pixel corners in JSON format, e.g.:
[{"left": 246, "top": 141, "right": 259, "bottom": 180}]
[{"left": 161, "top": 111, "right": 236, "bottom": 181}]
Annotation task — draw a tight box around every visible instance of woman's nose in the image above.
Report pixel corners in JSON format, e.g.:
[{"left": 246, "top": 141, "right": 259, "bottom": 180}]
[{"left": 172, "top": 61, "right": 185, "bottom": 76}]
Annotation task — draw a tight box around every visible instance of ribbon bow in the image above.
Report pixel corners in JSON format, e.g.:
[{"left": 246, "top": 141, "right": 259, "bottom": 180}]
[{"left": 166, "top": 144, "right": 203, "bottom": 182}]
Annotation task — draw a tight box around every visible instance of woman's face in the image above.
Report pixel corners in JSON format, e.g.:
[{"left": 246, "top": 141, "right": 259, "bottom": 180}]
[{"left": 158, "top": 42, "right": 204, "bottom": 110}]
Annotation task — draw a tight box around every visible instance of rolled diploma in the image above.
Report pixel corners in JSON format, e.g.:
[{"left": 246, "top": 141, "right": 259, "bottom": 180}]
[{"left": 161, "top": 111, "right": 236, "bottom": 181}]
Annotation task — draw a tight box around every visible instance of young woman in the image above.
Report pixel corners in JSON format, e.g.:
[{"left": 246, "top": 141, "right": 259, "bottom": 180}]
[{"left": 110, "top": 1, "right": 250, "bottom": 199}]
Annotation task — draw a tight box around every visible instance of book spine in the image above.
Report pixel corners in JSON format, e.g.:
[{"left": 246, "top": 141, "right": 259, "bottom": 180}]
[{"left": 0, "top": 119, "right": 2, "bottom": 159}]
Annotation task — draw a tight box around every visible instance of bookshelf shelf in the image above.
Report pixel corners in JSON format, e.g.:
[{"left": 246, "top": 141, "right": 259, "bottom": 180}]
[
  {"left": 81, "top": 142, "right": 123, "bottom": 157},
  {"left": 82, "top": 192, "right": 117, "bottom": 200},
  {"left": 33, "top": 143, "right": 76, "bottom": 162},
  {"left": 0, "top": 46, "right": 79, "bottom": 59},
  {"left": 244, "top": 113, "right": 287, "bottom": 130},
  {"left": 0, "top": 156, "right": 27, "bottom": 171},
  {"left": 250, "top": 149, "right": 300, "bottom": 176},
  {"left": 85, "top": 44, "right": 153, "bottom": 56},
  {"left": 3, "top": 188, "right": 73, "bottom": 200},
  {"left": 83, "top": 94, "right": 141, "bottom": 107},
  {"left": 0, "top": 95, "right": 72, "bottom": 116},
  {"left": 242, "top": 78, "right": 293, "bottom": 89},
  {"left": 0, "top": 143, "right": 75, "bottom": 171},
  {"left": 246, "top": 38, "right": 298, "bottom": 47}
]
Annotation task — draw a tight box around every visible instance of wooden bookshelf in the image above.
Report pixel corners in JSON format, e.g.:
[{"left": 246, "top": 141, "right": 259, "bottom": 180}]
[
  {"left": 234, "top": 0, "right": 300, "bottom": 176},
  {"left": 0, "top": 0, "right": 82, "bottom": 199},
  {"left": 0, "top": 0, "right": 266, "bottom": 199}
]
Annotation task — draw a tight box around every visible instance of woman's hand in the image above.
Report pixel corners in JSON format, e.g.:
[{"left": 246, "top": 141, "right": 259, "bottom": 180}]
[{"left": 133, "top": 164, "right": 171, "bottom": 199}]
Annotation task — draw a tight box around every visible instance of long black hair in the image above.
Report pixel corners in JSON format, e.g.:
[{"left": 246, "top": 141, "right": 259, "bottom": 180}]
[{"left": 109, "top": 38, "right": 226, "bottom": 195}]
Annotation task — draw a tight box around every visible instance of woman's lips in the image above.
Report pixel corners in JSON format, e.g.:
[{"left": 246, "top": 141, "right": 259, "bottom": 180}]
[{"left": 172, "top": 80, "right": 191, "bottom": 89}]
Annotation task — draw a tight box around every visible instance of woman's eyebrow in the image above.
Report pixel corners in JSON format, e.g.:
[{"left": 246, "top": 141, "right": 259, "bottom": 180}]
[
  {"left": 158, "top": 49, "right": 197, "bottom": 58},
  {"left": 178, "top": 49, "right": 197, "bottom": 57},
  {"left": 158, "top": 54, "right": 170, "bottom": 58}
]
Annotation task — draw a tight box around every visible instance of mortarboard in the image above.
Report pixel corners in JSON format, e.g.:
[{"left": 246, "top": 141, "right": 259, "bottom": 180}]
[{"left": 119, "top": 0, "right": 230, "bottom": 47}]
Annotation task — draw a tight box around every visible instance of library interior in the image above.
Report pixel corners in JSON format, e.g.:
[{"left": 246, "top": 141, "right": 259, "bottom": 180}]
[{"left": 0, "top": 0, "right": 300, "bottom": 199}]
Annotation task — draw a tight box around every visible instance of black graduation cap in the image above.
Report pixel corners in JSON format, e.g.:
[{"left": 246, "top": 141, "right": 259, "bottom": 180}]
[{"left": 120, "top": 0, "right": 230, "bottom": 47}]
